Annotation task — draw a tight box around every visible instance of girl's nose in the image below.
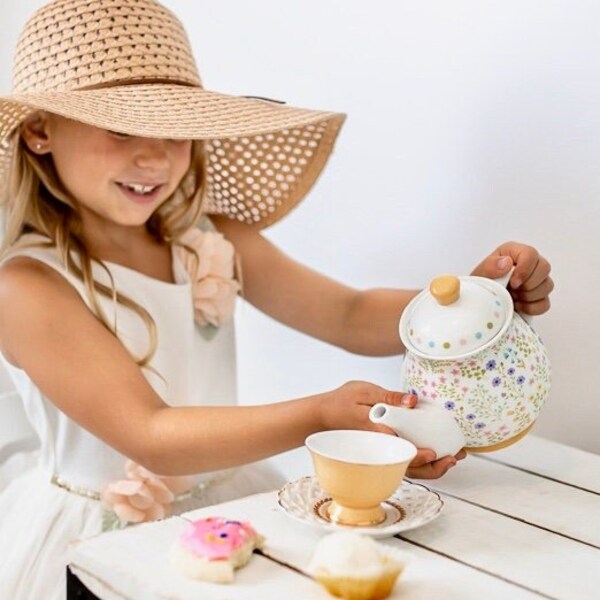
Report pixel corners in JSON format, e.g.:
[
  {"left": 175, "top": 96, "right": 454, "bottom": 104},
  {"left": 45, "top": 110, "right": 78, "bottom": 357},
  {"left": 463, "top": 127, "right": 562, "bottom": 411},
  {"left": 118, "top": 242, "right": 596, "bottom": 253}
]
[{"left": 133, "top": 138, "right": 170, "bottom": 170}]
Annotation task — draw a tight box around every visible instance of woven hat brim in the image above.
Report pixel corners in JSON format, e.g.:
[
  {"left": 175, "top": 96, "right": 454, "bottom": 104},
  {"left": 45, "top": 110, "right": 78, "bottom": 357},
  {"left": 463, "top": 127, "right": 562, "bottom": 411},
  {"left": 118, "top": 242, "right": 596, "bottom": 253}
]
[
  {"left": 0, "top": 84, "right": 346, "bottom": 227},
  {"left": 0, "top": 84, "right": 340, "bottom": 140}
]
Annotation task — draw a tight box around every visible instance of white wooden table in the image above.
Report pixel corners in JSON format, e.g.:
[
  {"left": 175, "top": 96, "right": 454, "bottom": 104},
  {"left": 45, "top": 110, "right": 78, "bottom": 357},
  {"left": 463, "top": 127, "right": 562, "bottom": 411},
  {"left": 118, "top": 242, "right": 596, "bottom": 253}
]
[{"left": 69, "top": 435, "right": 600, "bottom": 600}]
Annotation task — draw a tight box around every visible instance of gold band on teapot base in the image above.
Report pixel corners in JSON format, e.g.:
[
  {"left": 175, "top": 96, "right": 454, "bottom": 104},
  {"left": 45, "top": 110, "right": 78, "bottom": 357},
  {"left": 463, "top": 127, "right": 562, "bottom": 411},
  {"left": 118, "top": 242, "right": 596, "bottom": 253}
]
[{"left": 465, "top": 422, "right": 535, "bottom": 454}]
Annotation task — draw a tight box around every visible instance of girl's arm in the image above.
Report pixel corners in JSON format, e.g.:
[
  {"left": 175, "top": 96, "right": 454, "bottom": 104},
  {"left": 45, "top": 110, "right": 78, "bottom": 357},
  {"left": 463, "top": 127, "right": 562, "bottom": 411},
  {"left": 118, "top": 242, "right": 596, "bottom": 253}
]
[
  {"left": 212, "top": 216, "right": 417, "bottom": 356},
  {"left": 0, "top": 257, "right": 429, "bottom": 476},
  {"left": 213, "top": 218, "right": 553, "bottom": 356}
]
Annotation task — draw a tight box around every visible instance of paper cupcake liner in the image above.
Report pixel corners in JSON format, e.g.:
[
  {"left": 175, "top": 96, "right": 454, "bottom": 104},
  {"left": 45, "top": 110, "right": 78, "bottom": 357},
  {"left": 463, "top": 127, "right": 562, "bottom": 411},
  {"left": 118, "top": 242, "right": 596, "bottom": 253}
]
[{"left": 314, "top": 566, "right": 404, "bottom": 600}]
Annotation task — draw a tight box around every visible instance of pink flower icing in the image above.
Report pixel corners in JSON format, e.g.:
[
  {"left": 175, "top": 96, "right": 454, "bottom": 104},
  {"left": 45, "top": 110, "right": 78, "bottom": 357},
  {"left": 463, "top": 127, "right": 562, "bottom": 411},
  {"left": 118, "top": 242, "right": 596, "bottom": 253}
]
[{"left": 179, "top": 517, "right": 257, "bottom": 560}]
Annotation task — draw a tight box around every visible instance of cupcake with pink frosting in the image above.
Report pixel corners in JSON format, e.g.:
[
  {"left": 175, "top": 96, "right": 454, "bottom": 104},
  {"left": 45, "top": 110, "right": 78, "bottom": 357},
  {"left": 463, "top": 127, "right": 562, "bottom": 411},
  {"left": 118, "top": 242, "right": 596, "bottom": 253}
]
[{"left": 171, "top": 517, "right": 265, "bottom": 583}]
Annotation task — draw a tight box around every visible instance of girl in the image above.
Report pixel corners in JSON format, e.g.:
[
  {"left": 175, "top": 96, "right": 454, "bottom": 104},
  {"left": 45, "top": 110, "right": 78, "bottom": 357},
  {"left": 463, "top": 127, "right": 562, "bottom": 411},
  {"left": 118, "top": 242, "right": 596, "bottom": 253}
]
[{"left": 0, "top": 0, "right": 553, "bottom": 597}]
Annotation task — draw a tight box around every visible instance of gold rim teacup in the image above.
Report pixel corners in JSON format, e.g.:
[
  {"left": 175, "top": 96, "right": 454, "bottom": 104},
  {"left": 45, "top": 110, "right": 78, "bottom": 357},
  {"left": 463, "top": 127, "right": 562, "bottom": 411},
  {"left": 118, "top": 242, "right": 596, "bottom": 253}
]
[{"left": 305, "top": 430, "right": 417, "bottom": 527}]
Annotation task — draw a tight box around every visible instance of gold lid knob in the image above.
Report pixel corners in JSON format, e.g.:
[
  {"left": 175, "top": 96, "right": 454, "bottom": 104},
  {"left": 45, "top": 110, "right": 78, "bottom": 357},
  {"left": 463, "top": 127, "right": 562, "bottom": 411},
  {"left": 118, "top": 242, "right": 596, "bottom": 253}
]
[{"left": 430, "top": 275, "right": 460, "bottom": 306}]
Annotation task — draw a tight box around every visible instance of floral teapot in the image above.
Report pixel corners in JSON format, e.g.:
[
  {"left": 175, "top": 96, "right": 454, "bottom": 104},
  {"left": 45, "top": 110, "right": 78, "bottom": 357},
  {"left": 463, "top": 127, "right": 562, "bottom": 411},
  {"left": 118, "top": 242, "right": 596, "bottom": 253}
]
[{"left": 370, "top": 272, "right": 551, "bottom": 454}]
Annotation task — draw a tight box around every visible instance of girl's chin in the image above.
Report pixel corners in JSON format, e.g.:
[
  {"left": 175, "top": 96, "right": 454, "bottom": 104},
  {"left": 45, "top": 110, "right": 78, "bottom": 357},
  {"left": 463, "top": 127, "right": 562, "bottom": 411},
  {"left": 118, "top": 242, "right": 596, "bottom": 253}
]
[{"left": 77, "top": 190, "right": 173, "bottom": 229}]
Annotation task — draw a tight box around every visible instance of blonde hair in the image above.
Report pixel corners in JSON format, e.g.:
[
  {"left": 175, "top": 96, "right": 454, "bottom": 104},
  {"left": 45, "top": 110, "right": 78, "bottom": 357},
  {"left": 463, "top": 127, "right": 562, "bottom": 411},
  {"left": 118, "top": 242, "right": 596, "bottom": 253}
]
[{"left": 0, "top": 130, "right": 206, "bottom": 367}]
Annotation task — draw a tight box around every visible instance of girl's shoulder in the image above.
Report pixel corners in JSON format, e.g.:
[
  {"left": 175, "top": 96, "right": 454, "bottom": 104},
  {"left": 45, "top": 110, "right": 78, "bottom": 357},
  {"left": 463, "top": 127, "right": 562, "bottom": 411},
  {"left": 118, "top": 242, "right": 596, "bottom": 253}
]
[
  {"left": 0, "top": 243, "right": 91, "bottom": 367},
  {"left": 0, "top": 234, "right": 80, "bottom": 303},
  {"left": 0, "top": 232, "right": 61, "bottom": 268},
  {"left": 0, "top": 233, "right": 87, "bottom": 314}
]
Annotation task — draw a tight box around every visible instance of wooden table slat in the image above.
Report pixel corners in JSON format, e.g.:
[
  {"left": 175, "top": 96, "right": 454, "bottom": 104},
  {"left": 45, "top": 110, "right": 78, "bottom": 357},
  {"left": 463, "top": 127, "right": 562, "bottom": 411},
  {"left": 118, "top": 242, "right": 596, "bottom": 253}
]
[
  {"left": 418, "top": 453, "right": 600, "bottom": 548},
  {"left": 480, "top": 435, "right": 600, "bottom": 493},
  {"left": 400, "top": 494, "right": 599, "bottom": 600}
]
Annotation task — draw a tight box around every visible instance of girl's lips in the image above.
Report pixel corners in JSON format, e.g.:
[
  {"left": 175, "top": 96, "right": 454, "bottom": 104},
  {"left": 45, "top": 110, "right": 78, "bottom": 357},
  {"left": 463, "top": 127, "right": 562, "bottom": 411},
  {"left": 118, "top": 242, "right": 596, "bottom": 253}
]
[{"left": 116, "top": 182, "right": 164, "bottom": 204}]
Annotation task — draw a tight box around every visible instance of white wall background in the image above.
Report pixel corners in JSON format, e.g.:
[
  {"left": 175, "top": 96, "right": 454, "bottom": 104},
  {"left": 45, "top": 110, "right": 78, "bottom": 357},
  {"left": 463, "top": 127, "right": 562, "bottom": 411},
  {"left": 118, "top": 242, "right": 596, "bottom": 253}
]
[{"left": 1, "top": 1, "right": 598, "bottom": 479}]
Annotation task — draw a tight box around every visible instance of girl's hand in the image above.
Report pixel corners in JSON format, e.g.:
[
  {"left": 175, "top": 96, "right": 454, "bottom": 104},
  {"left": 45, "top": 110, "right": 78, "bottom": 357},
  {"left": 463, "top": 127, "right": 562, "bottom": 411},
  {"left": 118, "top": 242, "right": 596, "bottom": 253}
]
[
  {"left": 319, "top": 381, "right": 417, "bottom": 433},
  {"left": 470, "top": 242, "right": 553, "bottom": 316},
  {"left": 318, "top": 381, "right": 466, "bottom": 479},
  {"left": 407, "top": 448, "right": 467, "bottom": 479}
]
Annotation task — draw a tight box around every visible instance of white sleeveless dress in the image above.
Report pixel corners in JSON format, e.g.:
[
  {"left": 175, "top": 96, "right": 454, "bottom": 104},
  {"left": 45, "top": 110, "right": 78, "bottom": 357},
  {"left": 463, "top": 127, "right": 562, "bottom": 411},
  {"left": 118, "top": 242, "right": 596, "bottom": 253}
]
[{"left": 0, "top": 231, "right": 285, "bottom": 599}]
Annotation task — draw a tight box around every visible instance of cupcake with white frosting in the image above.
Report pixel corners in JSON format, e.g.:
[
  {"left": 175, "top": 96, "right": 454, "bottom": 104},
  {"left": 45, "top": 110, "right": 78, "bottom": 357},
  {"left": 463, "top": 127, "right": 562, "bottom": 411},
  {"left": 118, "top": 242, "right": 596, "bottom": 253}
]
[{"left": 307, "top": 531, "right": 407, "bottom": 600}]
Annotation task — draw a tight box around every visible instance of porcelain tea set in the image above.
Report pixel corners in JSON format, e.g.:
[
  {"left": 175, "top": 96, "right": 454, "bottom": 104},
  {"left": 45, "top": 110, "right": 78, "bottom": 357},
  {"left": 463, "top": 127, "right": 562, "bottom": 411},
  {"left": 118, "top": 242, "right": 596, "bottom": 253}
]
[{"left": 303, "top": 269, "right": 551, "bottom": 528}]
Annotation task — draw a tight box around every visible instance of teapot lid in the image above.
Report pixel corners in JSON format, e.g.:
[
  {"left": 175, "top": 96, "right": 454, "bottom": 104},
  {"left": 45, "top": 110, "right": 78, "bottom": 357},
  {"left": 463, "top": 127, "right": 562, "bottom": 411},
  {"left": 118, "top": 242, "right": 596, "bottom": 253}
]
[{"left": 399, "top": 274, "right": 514, "bottom": 359}]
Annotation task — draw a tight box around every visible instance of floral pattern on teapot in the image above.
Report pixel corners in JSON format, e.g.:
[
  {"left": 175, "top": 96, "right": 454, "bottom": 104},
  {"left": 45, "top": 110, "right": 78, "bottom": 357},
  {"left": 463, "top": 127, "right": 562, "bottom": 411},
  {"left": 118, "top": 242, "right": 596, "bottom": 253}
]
[{"left": 401, "top": 313, "right": 551, "bottom": 448}]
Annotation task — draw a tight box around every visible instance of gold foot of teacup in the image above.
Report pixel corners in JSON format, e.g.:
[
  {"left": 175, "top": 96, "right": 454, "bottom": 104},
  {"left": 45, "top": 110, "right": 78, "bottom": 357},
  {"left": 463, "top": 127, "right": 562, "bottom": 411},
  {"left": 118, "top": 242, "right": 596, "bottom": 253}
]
[
  {"left": 465, "top": 422, "right": 535, "bottom": 454},
  {"left": 326, "top": 501, "right": 387, "bottom": 526}
]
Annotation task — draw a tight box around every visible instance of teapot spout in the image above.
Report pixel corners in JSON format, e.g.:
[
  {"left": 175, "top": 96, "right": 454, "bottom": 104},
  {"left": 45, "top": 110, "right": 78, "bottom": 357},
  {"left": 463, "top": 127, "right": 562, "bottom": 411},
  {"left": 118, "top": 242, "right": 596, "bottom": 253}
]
[{"left": 369, "top": 403, "right": 465, "bottom": 458}]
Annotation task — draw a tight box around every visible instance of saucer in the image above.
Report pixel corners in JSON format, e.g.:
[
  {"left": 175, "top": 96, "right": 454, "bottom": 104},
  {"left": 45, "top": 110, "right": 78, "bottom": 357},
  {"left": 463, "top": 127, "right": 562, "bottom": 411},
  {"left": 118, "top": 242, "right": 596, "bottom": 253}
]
[{"left": 277, "top": 476, "right": 443, "bottom": 538}]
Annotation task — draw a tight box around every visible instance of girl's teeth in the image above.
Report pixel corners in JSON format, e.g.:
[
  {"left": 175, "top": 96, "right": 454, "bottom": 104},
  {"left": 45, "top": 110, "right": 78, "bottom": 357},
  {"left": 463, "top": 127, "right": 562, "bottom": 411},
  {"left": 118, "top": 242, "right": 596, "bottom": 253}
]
[{"left": 123, "top": 183, "right": 156, "bottom": 194}]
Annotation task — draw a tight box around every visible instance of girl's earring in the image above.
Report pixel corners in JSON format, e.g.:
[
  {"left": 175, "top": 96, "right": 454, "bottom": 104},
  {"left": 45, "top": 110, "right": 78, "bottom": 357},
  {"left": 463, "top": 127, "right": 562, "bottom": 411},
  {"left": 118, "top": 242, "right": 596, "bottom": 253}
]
[{"left": 35, "top": 143, "right": 43, "bottom": 151}]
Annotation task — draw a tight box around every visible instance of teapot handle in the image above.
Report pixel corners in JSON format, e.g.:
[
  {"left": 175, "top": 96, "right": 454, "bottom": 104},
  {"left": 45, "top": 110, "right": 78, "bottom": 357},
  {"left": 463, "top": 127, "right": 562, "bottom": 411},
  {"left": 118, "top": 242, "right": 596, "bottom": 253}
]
[{"left": 494, "top": 266, "right": 533, "bottom": 325}]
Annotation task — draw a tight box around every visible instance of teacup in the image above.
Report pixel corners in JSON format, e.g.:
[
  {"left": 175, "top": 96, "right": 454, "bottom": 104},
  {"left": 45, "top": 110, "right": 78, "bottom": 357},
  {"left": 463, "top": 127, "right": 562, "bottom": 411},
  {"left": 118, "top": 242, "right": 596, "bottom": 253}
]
[{"left": 305, "top": 430, "right": 417, "bottom": 526}]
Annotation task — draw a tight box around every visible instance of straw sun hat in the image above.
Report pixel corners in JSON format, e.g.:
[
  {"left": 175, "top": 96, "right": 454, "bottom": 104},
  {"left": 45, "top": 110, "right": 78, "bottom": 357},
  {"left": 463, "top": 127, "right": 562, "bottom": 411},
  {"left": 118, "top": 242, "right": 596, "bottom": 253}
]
[{"left": 0, "top": 0, "right": 345, "bottom": 227}]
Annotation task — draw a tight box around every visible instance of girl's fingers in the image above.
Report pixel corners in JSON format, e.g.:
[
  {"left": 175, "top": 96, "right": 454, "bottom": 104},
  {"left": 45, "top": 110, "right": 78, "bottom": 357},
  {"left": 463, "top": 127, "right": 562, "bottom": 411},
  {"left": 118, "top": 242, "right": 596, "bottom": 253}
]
[
  {"left": 512, "top": 256, "right": 551, "bottom": 291},
  {"left": 493, "top": 243, "right": 540, "bottom": 289},
  {"left": 473, "top": 244, "right": 551, "bottom": 297},
  {"left": 514, "top": 298, "right": 551, "bottom": 316},
  {"left": 511, "top": 276, "right": 554, "bottom": 302},
  {"left": 407, "top": 455, "right": 457, "bottom": 479},
  {"left": 409, "top": 448, "right": 437, "bottom": 467},
  {"left": 407, "top": 448, "right": 467, "bottom": 478}
]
